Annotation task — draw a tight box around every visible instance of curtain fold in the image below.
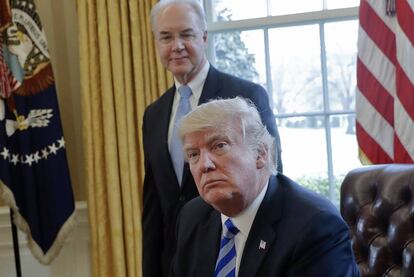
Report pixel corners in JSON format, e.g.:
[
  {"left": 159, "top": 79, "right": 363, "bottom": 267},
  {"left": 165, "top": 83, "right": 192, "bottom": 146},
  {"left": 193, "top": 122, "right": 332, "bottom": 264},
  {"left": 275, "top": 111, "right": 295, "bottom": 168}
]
[{"left": 77, "top": 0, "right": 172, "bottom": 276}]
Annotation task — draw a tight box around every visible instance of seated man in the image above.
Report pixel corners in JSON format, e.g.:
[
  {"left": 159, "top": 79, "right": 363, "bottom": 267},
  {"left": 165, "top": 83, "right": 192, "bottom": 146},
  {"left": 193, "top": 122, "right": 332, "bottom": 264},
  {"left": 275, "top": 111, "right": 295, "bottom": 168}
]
[{"left": 171, "top": 97, "right": 360, "bottom": 277}]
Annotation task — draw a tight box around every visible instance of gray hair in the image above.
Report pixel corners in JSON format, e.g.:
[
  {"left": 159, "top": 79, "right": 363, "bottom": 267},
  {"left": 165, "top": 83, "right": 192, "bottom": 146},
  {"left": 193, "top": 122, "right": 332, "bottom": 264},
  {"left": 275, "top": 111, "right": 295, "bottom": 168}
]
[
  {"left": 179, "top": 97, "right": 277, "bottom": 174},
  {"left": 150, "top": 0, "right": 207, "bottom": 33}
]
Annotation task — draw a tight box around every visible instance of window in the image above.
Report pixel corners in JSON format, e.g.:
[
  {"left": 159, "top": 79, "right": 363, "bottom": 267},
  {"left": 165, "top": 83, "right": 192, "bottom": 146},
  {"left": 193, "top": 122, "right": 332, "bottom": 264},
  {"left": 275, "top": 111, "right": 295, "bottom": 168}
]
[{"left": 204, "top": 0, "right": 361, "bottom": 206}]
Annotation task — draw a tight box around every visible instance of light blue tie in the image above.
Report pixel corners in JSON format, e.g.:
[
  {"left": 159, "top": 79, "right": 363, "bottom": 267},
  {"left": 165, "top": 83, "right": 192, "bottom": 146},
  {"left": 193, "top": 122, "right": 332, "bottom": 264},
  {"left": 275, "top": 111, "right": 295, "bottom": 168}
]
[
  {"left": 214, "top": 219, "right": 239, "bottom": 277},
  {"left": 170, "top": 85, "right": 192, "bottom": 185}
]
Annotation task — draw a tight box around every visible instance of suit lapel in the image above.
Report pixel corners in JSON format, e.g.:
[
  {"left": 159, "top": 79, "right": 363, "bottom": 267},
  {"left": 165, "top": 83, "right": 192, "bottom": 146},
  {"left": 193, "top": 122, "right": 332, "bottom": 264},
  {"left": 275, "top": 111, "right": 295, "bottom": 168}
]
[
  {"left": 157, "top": 86, "right": 181, "bottom": 188},
  {"left": 197, "top": 209, "right": 222, "bottom": 277},
  {"left": 198, "top": 66, "right": 222, "bottom": 105},
  {"left": 239, "top": 175, "right": 284, "bottom": 277}
]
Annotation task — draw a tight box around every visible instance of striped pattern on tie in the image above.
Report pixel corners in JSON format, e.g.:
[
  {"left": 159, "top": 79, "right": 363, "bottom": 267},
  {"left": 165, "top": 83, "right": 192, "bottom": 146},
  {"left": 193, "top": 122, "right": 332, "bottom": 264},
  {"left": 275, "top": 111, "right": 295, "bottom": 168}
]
[{"left": 214, "top": 218, "right": 239, "bottom": 277}]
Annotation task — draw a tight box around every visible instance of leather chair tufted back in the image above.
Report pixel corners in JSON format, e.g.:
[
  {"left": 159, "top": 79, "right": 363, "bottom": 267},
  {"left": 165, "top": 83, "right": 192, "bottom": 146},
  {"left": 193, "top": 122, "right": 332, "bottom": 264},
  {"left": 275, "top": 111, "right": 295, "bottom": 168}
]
[{"left": 340, "top": 164, "right": 414, "bottom": 277}]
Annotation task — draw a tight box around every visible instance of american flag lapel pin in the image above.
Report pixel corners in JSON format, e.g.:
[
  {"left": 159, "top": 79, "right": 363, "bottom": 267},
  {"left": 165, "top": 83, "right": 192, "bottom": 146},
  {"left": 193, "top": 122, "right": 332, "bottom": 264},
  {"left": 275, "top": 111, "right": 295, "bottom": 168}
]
[{"left": 259, "top": 240, "right": 266, "bottom": 250}]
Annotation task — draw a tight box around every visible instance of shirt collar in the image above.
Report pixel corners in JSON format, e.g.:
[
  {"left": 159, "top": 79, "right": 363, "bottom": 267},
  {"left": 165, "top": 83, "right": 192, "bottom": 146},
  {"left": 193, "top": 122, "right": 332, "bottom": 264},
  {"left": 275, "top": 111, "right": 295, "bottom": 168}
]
[
  {"left": 221, "top": 181, "right": 269, "bottom": 238},
  {"left": 174, "top": 62, "right": 210, "bottom": 100}
]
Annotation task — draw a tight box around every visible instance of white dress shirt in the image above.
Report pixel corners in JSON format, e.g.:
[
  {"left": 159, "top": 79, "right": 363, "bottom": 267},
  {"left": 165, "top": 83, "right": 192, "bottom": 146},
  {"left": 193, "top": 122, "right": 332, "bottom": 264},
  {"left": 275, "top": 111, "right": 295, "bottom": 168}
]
[
  {"left": 167, "top": 62, "right": 210, "bottom": 147},
  {"left": 220, "top": 181, "right": 269, "bottom": 276}
]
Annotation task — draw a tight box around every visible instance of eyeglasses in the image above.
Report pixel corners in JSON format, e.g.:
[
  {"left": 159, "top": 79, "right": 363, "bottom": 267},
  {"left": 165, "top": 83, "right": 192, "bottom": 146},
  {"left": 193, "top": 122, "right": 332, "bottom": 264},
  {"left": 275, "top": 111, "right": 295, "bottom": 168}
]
[{"left": 156, "top": 31, "right": 201, "bottom": 45}]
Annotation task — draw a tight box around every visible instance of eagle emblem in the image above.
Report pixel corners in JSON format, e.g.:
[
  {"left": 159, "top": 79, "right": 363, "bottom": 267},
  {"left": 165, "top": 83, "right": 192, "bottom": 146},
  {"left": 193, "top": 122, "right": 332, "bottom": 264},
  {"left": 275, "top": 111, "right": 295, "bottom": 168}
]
[{"left": 0, "top": 0, "right": 54, "bottom": 135}]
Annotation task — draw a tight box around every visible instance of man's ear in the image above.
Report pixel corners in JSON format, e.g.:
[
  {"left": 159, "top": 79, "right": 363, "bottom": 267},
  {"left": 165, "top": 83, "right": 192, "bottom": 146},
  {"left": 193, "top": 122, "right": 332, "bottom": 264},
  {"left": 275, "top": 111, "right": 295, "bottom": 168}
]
[
  {"left": 256, "top": 143, "right": 268, "bottom": 169},
  {"left": 202, "top": 30, "right": 208, "bottom": 43}
]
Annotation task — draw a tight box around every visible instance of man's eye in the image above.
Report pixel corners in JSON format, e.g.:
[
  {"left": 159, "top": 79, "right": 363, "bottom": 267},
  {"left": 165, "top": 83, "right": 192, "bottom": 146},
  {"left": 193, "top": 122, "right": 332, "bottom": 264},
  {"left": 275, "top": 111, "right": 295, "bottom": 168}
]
[
  {"left": 216, "top": 143, "right": 225, "bottom": 149},
  {"left": 186, "top": 151, "right": 199, "bottom": 162},
  {"left": 159, "top": 36, "right": 172, "bottom": 43},
  {"left": 181, "top": 33, "right": 196, "bottom": 40},
  {"left": 213, "top": 142, "right": 228, "bottom": 152}
]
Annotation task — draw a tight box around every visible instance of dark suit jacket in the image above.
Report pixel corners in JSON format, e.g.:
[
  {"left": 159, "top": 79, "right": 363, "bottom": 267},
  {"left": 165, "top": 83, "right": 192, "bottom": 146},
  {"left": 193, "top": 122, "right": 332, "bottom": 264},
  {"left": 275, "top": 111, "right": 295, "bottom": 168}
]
[
  {"left": 171, "top": 174, "right": 360, "bottom": 277},
  {"left": 142, "top": 66, "right": 283, "bottom": 277}
]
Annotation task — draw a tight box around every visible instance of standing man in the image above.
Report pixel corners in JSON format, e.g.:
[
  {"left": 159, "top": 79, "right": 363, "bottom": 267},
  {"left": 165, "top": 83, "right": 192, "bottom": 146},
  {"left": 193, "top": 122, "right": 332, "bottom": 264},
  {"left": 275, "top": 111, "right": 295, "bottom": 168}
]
[
  {"left": 171, "top": 97, "right": 359, "bottom": 277},
  {"left": 142, "top": 1, "right": 282, "bottom": 276}
]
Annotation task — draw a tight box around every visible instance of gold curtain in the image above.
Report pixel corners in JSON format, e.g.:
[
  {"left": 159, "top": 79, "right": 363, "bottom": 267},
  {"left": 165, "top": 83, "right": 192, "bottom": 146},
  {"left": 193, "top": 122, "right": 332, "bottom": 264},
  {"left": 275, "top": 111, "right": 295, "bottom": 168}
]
[{"left": 77, "top": 0, "right": 172, "bottom": 276}]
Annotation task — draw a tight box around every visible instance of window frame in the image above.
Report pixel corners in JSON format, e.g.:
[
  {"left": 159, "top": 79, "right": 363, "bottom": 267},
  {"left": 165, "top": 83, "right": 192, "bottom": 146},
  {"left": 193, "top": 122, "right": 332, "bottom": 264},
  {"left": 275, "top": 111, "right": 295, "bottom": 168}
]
[{"left": 203, "top": 3, "right": 359, "bottom": 204}]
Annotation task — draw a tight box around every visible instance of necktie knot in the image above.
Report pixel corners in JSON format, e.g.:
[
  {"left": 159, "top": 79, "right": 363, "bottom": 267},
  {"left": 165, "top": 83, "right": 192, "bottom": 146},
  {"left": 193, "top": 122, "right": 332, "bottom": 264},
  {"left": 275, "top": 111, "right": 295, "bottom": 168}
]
[
  {"left": 178, "top": 85, "right": 192, "bottom": 99},
  {"left": 223, "top": 218, "right": 239, "bottom": 239}
]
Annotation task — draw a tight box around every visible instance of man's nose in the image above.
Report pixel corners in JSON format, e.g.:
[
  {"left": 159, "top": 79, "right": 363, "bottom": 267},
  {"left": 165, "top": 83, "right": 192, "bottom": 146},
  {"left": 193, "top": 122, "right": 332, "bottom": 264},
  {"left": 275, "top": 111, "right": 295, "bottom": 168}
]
[
  {"left": 199, "top": 151, "right": 215, "bottom": 173},
  {"left": 171, "top": 36, "right": 185, "bottom": 51}
]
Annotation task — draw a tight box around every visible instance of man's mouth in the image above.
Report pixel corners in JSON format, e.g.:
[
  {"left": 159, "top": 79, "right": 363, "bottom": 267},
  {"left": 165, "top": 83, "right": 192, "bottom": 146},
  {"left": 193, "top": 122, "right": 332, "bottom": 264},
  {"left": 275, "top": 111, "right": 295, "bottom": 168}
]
[
  {"left": 171, "top": 56, "right": 188, "bottom": 62},
  {"left": 203, "top": 179, "right": 225, "bottom": 188}
]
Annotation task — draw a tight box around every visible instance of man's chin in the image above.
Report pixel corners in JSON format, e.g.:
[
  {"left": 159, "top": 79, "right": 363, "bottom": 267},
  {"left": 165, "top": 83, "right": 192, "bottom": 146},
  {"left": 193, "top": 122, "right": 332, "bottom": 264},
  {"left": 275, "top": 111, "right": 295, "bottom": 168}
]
[
  {"left": 170, "top": 68, "right": 191, "bottom": 77},
  {"left": 203, "top": 190, "right": 234, "bottom": 205},
  {"left": 169, "top": 62, "right": 193, "bottom": 73}
]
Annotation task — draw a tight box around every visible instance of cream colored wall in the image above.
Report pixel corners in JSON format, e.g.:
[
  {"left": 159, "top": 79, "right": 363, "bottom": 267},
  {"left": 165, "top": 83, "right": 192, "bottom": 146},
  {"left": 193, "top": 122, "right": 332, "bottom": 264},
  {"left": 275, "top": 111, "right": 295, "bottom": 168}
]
[{"left": 35, "top": 0, "right": 85, "bottom": 200}]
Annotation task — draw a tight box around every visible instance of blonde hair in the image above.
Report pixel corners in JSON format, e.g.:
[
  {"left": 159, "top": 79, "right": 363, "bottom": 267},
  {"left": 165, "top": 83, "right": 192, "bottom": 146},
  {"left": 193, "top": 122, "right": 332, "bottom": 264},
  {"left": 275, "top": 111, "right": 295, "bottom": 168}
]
[{"left": 179, "top": 97, "right": 277, "bottom": 174}]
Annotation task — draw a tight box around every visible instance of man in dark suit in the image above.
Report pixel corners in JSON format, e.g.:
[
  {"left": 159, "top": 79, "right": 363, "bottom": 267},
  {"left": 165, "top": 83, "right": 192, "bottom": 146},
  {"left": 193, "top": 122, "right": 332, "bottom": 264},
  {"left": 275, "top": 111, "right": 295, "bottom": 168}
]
[
  {"left": 142, "top": 1, "right": 282, "bottom": 276},
  {"left": 171, "top": 97, "right": 360, "bottom": 276}
]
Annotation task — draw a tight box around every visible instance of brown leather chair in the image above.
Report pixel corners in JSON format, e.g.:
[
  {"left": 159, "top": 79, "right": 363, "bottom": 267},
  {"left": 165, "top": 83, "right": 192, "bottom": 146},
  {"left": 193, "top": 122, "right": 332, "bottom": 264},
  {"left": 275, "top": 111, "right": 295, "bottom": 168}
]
[{"left": 340, "top": 164, "right": 414, "bottom": 277}]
